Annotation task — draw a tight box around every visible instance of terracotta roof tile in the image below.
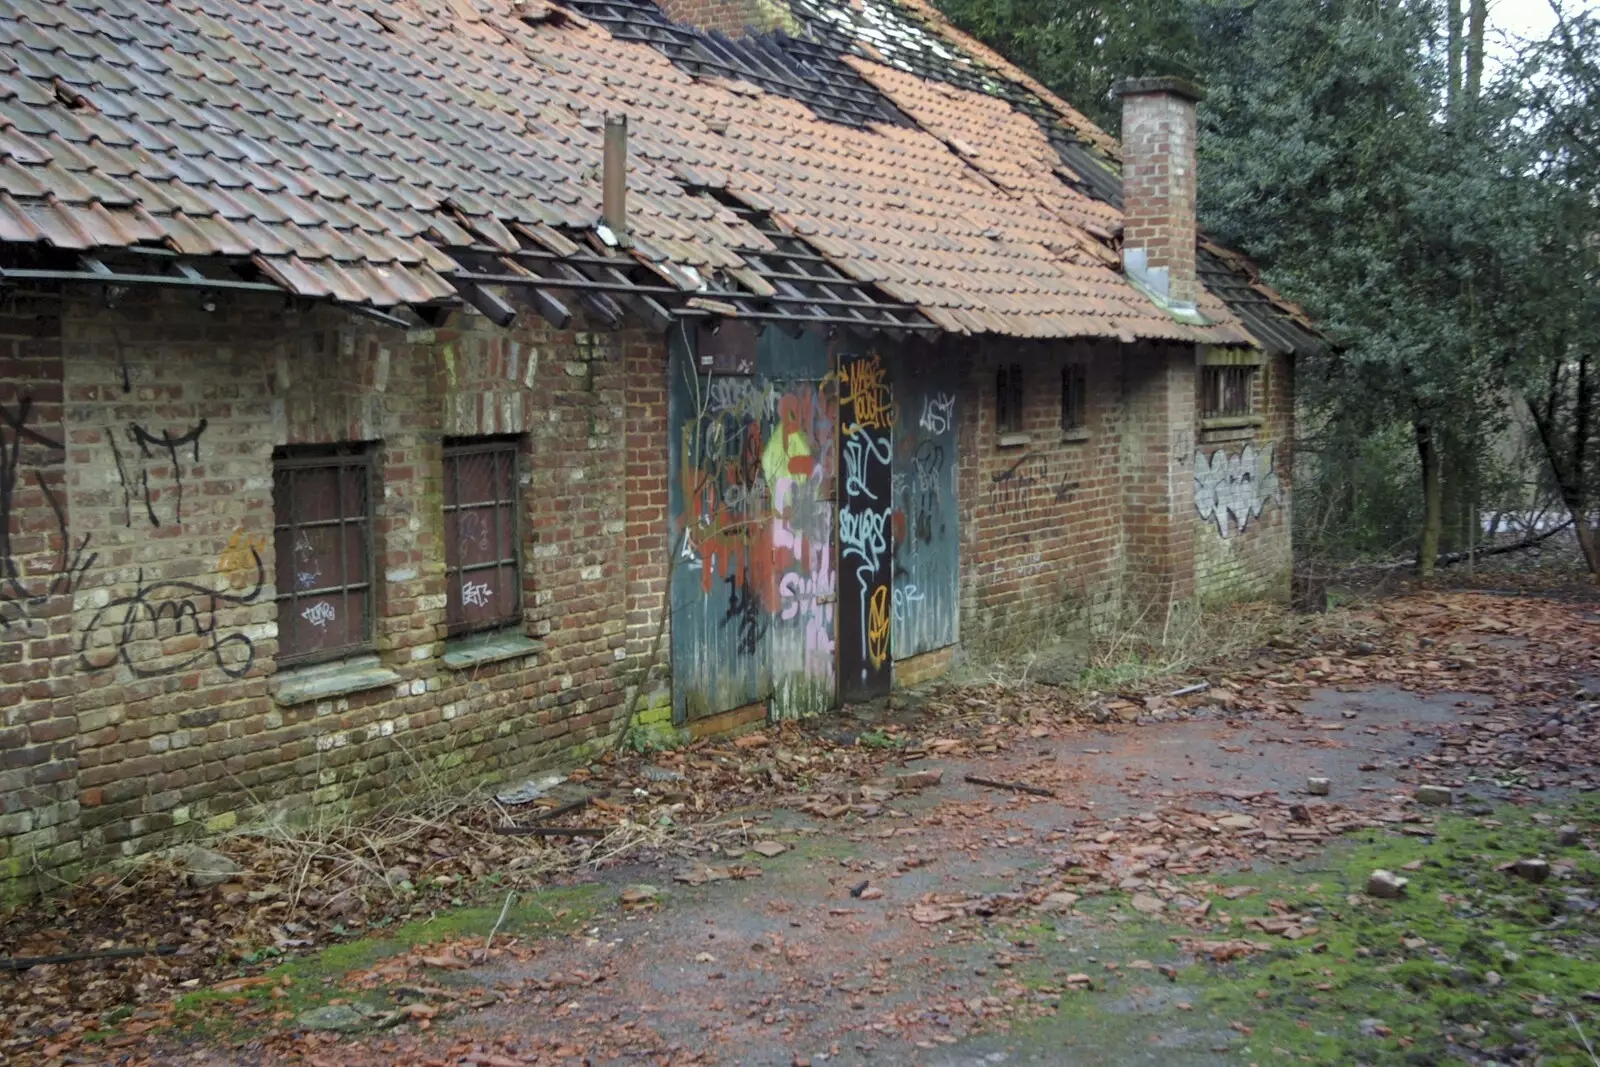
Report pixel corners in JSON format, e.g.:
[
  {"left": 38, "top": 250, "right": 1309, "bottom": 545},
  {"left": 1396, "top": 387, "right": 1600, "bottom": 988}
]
[{"left": 0, "top": 0, "right": 1270, "bottom": 341}]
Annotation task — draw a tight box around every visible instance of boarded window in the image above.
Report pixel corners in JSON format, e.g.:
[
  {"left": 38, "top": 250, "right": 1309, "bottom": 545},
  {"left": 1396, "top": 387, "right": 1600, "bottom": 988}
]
[
  {"left": 996, "top": 363, "right": 1024, "bottom": 434},
  {"left": 1061, "top": 363, "right": 1087, "bottom": 431},
  {"left": 273, "top": 446, "right": 374, "bottom": 666},
  {"left": 443, "top": 438, "right": 522, "bottom": 635},
  {"left": 1200, "top": 365, "right": 1256, "bottom": 418}
]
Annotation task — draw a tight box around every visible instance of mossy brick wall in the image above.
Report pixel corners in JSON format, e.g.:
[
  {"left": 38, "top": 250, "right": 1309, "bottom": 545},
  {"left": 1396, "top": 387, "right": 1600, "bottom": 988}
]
[
  {"left": 0, "top": 290, "right": 81, "bottom": 886},
  {"left": 0, "top": 282, "right": 1294, "bottom": 897},
  {"left": 1120, "top": 341, "right": 1199, "bottom": 610},
  {"left": 0, "top": 286, "right": 673, "bottom": 896},
  {"left": 957, "top": 339, "right": 1127, "bottom": 655},
  {"left": 1193, "top": 352, "right": 1294, "bottom": 604}
]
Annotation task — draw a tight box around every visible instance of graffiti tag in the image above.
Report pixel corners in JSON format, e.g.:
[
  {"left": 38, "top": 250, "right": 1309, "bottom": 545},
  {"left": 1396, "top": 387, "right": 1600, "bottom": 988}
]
[
  {"left": 1194, "top": 442, "right": 1282, "bottom": 537},
  {"left": 918, "top": 392, "right": 955, "bottom": 435},
  {"left": 301, "top": 600, "right": 336, "bottom": 628},
  {"left": 0, "top": 399, "right": 95, "bottom": 629},
  {"left": 79, "top": 548, "right": 264, "bottom": 679}
]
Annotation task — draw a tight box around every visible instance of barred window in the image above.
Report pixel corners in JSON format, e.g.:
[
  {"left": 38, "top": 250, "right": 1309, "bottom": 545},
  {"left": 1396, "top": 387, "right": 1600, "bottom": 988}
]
[
  {"left": 996, "top": 363, "right": 1024, "bottom": 434},
  {"left": 1061, "top": 363, "right": 1087, "bottom": 431},
  {"left": 1201, "top": 365, "right": 1256, "bottom": 418},
  {"left": 273, "top": 446, "right": 374, "bottom": 666},
  {"left": 443, "top": 438, "right": 522, "bottom": 635}
]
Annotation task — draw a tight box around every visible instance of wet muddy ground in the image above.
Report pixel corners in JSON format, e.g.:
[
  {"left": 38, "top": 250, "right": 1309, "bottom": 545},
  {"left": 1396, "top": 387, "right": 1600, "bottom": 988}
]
[
  {"left": 16, "top": 590, "right": 1596, "bottom": 1067},
  {"left": 433, "top": 682, "right": 1580, "bottom": 1066}
]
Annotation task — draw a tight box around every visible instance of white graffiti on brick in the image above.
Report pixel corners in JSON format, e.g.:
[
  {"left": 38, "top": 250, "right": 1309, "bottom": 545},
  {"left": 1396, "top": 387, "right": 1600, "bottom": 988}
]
[
  {"left": 1194, "top": 442, "right": 1283, "bottom": 537},
  {"left": 301, "top": 601, "right": 336, "bottom": 628},
  {"left": 461, "top": 580, "right": 494, "bottom": 608}
]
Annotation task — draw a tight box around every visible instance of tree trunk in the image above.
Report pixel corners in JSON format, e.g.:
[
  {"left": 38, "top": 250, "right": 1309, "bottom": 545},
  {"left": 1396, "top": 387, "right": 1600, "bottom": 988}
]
[
  {"left": 1447, "top": 0, "right": 1463, "bottom": 118},
  {"left": 1573, "top": 349, "right": 1598, "bottom": 573},
  {"left": 1416, "top": 420, "right": 1443, "bottom": 580},
  {"left": 1466, "top": 0, "right": 1486, "bottom": 105},
  {"left": 1526, "top": 354, "right": 1599, "bottom": 576}
]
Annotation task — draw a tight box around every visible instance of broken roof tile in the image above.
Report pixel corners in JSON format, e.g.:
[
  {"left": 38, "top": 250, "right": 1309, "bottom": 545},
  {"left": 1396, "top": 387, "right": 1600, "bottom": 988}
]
[{"left": 0, "top": 0, "right": 1299, "bottom": 344}]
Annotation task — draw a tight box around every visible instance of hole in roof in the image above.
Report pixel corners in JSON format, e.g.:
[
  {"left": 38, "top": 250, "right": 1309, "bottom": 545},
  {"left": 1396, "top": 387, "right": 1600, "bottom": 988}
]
[
  {"left": 53, "top": 79, "right": 93, "bottom": 112},
  {"left": 548, "top": 0, "right": 910, "bottom": 129}
]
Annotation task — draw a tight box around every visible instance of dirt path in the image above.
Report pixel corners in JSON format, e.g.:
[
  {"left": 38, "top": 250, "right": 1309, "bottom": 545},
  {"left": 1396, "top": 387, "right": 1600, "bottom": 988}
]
[
  {"left": 10, "top": 590, "right": 1598, "bottom": 1067},
  {"left": 414, "top": 685, "right": 1500, "bottom": 1066}
]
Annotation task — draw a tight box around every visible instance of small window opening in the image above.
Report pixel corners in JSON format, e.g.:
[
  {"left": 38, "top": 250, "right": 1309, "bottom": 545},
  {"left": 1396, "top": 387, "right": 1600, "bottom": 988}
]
[
  {"left": 443, "top": 437, "right": 523, "bottom": 636},
  {"left": 273, "top": 444, "right": 375, "bottom": 667},
  {"left": 1061, "top": 363, "right": 1087, "bottom": 431},
  {"left": 1200, "top": 365, "right": 1256, "bottom": 418},
  {"left": 996, "top": 363, "right": 1024, "bottom": 435}
]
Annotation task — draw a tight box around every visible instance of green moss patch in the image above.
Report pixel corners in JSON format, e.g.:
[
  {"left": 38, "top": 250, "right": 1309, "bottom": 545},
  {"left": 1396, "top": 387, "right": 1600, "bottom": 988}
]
[
  {"left": 169, "top": 884, "right": 600, "bottom": 1042},
  {"left": 991, "top": 798, "right": 1600, "bottom": 1065}
]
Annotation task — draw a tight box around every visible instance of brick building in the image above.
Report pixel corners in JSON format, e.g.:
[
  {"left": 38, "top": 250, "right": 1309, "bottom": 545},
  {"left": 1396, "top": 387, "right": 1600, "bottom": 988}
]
[{"left": 0, "top": 0, "right": 1321, "bottom": 895}]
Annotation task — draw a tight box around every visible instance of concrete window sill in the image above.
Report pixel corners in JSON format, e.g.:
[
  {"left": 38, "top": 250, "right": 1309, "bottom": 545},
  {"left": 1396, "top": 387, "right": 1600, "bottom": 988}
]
[
  {"left": 1199, "top": 415, "right": 1265, "bottom": 431},
  {"left": 1060, "top": 427, "right": 1090, "bottom": 444},
  {"left": 997, "top": 432, "right": 1032, "bottom": 449},
  {"left": 442, "top": 631, "right": 543, "bottom": 670},
  {"left": 271, "top": 654, "right": 400, "bottom": 707}
]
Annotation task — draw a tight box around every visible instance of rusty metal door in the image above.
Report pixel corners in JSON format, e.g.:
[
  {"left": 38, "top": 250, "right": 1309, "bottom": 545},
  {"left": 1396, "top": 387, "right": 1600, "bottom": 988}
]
[
  {"left": 837, "top": 346, "right": 894, "bottom": 702},
  {"left": 667, "top": 325, "right": 771, "bottom": 723},
  {"left": 889, "top": 349, "right": 958, "bottom": 658},
  {"left": 761, "top": 329, "right": 837, "bottom": 720}
]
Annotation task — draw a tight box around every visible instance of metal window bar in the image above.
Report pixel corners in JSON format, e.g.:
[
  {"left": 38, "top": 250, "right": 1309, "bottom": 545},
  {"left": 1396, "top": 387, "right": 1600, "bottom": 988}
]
[
  {"left": 272, "top": 448, "right": 374, "bottom": 667},
  {"left": 1202, "top": 366, "right": 1255, "bottom": 418},
  {"left": 1062, "top": 363, "right": 1087, "bottom": 430},
  {"left": 443, "top": 439, "right": 522, "bottom": 636}
]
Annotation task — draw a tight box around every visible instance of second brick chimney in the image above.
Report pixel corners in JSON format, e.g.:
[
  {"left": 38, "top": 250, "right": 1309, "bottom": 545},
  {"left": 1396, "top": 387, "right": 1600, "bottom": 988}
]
[
  {"left": 1117, "top": 77, "right": 1203, "bottom": 314},
  {"left": 654, "top": 0, "right": 788, "bottom": 37}
]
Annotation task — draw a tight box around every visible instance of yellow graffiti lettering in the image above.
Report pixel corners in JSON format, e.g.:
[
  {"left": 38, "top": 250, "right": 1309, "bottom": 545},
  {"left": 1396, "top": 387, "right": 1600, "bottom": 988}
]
[
  {"left": 867, "top": 583, "right": 890, "bottom": 668},
  {"left": 217, "top": 529, "right": 266, "bottom": 590},
  {"left": 841, "top": 355, "right": 893, "bottom": 433}
]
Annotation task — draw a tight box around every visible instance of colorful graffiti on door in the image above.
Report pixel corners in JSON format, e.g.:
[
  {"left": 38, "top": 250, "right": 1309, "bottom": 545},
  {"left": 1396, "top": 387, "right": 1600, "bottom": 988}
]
[
  {"left": 888, "top": 350, "right": 957, "bottom": 658},
  {"left": 667, "top": 328, "right": 838, "bottom": 722},
  {"left": 838, "top": 350, "right": 894, "bottom": 701}
]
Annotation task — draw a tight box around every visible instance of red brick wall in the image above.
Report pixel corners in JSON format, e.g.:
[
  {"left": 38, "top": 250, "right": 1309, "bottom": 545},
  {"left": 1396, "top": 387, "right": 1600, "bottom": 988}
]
[
  {"left": 959, "top": 339, "right": 1126, "bottom": 653},
  {"left": 653, "top": 0, "right": 787, "bottom": 36},
  {"left": 1120, "top": 85, "right": 1200, "bottom": 307},
  {"left": 1122, "top": 342, "right": 1198, "bottom": 607},
  {"left": 623, "top": 332, "right": 672, "bottom": 717},
  {"left": 0, "top": 290, "right": 80, "bottom": 886},
  {"left": 0, "top": 286, "right": 672, "bottom": 895},
  {"left": 0, "top": 285, "right": 1291, "bottom": 897},
  {"left": 1192, "top": 352, "right": 1294, "bottom": 602}
]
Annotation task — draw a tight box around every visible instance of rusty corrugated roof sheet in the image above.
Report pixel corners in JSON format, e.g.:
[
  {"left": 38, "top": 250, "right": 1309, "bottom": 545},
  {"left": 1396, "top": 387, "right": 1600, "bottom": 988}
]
[{"left": 0, "top": 0, "right": 1265, "bottom": 343}]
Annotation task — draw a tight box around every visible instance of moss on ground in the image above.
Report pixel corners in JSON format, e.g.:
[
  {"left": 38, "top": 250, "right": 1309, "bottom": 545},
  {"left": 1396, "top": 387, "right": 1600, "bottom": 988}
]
[
  {"left": 987, "top": 797, "right": 1600, "bottom": 1065},
  {"left": 164, "top": 884, "right": 600, "bottom": 1043}
]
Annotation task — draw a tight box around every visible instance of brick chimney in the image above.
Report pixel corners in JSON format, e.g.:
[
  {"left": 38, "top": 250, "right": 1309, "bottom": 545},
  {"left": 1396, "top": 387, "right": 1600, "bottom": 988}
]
[
  {"left": 1116, "top": 77, "right": 1203, "bottom": 313},
  {"left": 654, "top": 0, "right": 786, "bottom": 37}
]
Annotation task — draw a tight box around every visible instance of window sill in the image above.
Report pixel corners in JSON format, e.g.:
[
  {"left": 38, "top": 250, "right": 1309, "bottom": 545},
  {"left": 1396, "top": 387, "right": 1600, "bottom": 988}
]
[
  {"left": 271, "top": 654, "right": 400, "bottom": 707},
  {"left": 997, "top": 432, "right": 1032, "bottom": 449},
  {"left": 1060, "top": 427, "right": 1090, "bottom": 444},
  {"left": 442, "top": 631, "right": 544, "bottom": 670},
  {"left": 1200, "top": 415, "right": 1265, "bottom": 431}
]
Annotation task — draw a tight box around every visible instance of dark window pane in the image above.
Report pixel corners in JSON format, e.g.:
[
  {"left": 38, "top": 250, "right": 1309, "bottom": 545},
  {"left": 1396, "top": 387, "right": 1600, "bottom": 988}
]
[
  {"left": 1201, "top": 366, "right": 1256, "bottom": 418},
  {"left": 1062, "top": 364, "right": 1086, "bottom": 430},
  {"left": 443, "top": 439, "right": 522, "bottom": 635},
  {"left": 272, "top": 447, "right": 373, "bottom": 666}
]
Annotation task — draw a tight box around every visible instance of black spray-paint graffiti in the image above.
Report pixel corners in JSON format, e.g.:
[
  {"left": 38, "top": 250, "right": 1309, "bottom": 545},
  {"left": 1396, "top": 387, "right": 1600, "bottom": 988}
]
[
  {"left": 78, "top": 547, "right": 263, "bottom": 679},
  {"left": 0, "top": 399, "right": 95, "bottom": 629},
  {"left": 989, "top": 451, "right": 1079, "bottom": 511},
  {"left": 110, "top": 419, "right": 208, "bottom": 527},
  {"left": 989, "top": 451, "right": 1044, "bottom": 513},
  {"left": 903, "top": 440, "right": 945, "bottom": 544}
]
